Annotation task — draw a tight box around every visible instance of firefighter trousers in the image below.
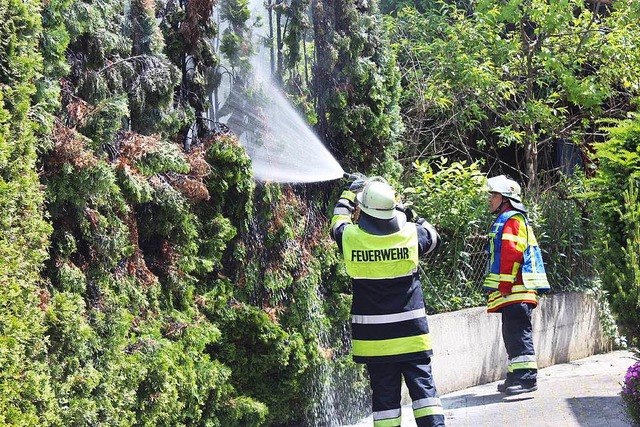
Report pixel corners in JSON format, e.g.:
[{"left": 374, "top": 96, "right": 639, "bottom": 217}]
[
  {"left": 501, "top": 302, "right": 537, "bottom": 386},
  {"left": 366, "top": 358, "right": 445, "bottom": 427}
]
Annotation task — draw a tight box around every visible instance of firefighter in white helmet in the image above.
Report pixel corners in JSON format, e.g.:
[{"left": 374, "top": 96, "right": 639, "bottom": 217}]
[
  {"left": 331, "top": 176, "right": 445, "bottom": 427},
  {"left": 484, "top": 175, "right": 551, "bottom": 395}
]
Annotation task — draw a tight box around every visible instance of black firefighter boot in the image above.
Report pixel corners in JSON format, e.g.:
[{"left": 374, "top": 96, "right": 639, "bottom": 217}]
[{"left": 504, "top": 382, "right": 538, "bottom": 395}]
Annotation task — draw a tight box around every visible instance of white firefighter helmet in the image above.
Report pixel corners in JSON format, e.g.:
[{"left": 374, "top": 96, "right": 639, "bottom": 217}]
[
  {"left": 486, "top": 175, "right": 526, "bottom": 212},
  {"left": 356, "top": 177, "right": 397, "bottom": 220}
]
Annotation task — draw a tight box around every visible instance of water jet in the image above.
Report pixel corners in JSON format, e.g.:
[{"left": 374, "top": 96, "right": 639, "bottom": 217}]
[{"left": 209, "top": 16, "right": 344, "bottom": 183}]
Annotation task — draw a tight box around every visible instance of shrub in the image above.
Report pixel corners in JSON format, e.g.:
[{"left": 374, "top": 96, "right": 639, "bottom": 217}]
[
  {"left": 405, "top": 158, "right": 490, "bottom": 313},
  {"left": 0, "top": 0, "right": 59, "bottom": 423},
  {"left": 533, "top": 171, "right": 599, "bottom": 292},
  {"left": 590, "top": 114, "right": 640, "bottom": 346},
  {"left": 621, "top": 360, "right": 640, "bottom": 425},
  {"left": 407, "top": 160, "right": 602, "bottom": 313},
  {"left": 212, "top": 303, "right": 310, "bottom": 425}
]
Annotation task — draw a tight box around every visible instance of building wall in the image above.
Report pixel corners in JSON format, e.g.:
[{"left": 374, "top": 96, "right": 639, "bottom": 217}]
[{"left": 426, "top": 292, "right": 612, "bottom": 394}]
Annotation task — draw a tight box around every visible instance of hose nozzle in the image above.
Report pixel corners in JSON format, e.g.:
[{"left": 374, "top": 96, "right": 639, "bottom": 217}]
[
  {"left": 343, "top": 172, "right": 357, "bottom": 180},
  {"left": 343, "top": 172, "right": 367, "bottom": 181}
]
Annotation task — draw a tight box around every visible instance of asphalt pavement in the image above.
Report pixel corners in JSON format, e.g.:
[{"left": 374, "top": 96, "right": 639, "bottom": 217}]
[{"left": 344, "top": 350, "right": 638, "bottom": 426}]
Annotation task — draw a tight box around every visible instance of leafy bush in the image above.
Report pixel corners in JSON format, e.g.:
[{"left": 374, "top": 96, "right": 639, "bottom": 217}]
[
  {"left": 406, "top": 160, "right": 603, "bottom": 314},
  {"left": 622, "top": 360, "right": 640, "bottom": 425},
  {"left": 533, "top": 171, "right": 599, "bottom": 292},
  {"left": 405, "top": 158, "right": 490, "bottom": 312}
]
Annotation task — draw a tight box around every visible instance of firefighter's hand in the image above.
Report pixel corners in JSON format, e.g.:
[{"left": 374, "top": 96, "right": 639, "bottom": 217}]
[
  {"left": 344, "top": 173, "right": 368, "bottom": 193},
  {"left": 396, "top": 204, "right": 416, "bottom": 222},
  {"left": 349, "top": 179, "right": 367, "bottom": 193},
  {"left": 500, "top": 291, "right": 510, "bottom": 297}
]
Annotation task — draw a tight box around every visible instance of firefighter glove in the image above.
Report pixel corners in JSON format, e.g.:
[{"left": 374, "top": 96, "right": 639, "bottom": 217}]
[
  {"left": 344, "top": 172, "right": 368, "bottom": 193},
  {"left": 396, "top": 204, "right": 416, "bottom": 222}
]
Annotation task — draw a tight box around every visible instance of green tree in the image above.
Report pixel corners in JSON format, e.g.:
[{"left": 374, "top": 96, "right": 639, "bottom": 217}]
[
  {"left": 38, "top": 0, "right": 269, "bottom": 424},
  {"left": 127, "top": 0, "right": 181, "bottom": 135},
  {"left": 590, "top": 113, "right": 640, "bottom": 346},
  {"left": 312, "top": 0, "right": 403, "bottom": 176},
  {"left": 158, "top": 0, "right": 218, "bottom": 142},
  {"left": 389, "top": 0, "right": 640, "bottom": 186},
  {"left": 405, "top": 158, "right": 490, "bottom": 312},
  {"left": 0, "top": 0, "right": 59, "bottom": 423}
]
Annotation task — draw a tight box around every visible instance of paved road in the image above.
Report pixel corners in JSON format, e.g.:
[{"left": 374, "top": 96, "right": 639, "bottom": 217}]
[{"left": 344, "top": 350, "right": 638, "bottom": 426}]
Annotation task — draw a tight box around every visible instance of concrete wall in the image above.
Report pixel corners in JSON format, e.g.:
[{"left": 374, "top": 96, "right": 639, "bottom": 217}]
[{"left": 426, "top": 292, "right": 612, "bottom": 394}]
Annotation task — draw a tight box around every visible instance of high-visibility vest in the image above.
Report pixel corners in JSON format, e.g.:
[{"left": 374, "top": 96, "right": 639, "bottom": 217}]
[
  {"left": 483, "top": 210, "right": 551, "bottom": 312},
  {"left": 341, "top": 223, "right": 432, "bottom": 363}
]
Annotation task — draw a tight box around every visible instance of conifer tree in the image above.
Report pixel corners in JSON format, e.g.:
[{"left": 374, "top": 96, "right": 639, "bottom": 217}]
[
  {"left": 312, "top": 0, "right": 403, "bottom": 175},
  {"left": 38, "top": 0, "right": 268, "bottom": 424},
  {"left": 0, "top": 0, "right": 59, "bottom": 423},
  {"left": 1, "top": 0, "right": 406, "bottom": 423},
  {"left": 127, "top": 0, "right": 181, "bottom": 135},
  {"left": 591, "top": 114, "right": 640, "bottom": 346}
]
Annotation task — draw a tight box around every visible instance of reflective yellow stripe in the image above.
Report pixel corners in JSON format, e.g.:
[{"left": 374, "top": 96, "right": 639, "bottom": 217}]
[
  {"left": 488, "top": 288, "right": 538, "bottom": 302},
  {"left": 331, "top": 214, "right": 352, "bottom": 229},
  {"left": 528, "top": 239, "right": 538, "bottom": 273},
  {"left": 499, "top": 273, "right": 516, "bottom": 282},
  {"left": 373, "top": 408, "right": 401, "bottom": 420},
  {"left": 373, "top": 408, "right": 401, "bottom": 427},
  {"left": 523, "top": 273, "right": 547, "bottom": 282},
  {"left": 374, "top": 417, "right": 401, "bottom": 427},
  {"left": 511, "top": 361, "right": 538, "bottom": 370},
  {"left": 352, "top": 334, "right": 431, "bottom": 357},
  {"left": 488, "top": 236, "right": 496, "bottom": 267},
  {"left": 523, "top": 272, "right": 550, "bottom": 290},
  {"left": 340, "top": 190, "right": 356, "bottom": 202},
  {"left": 487, "top": 290, "right": 538, "bottom": 311},
  {"left": 509, "top": 355, "right": 537, "bottom": 371},
  {"left": 414, "top": 405, "right": 444, "bottom": 418},
  {"left": 502, "top": 233, "right": 527, "bottom": 246},
  {"left": 526, "top": 224, "right": 538, "bottom": 245},
  {"left": 511, "top": 261, "right": 521, "bottom": 277},
  {"left": 483, "top": 273, "right": 501, "bottom": 289}
]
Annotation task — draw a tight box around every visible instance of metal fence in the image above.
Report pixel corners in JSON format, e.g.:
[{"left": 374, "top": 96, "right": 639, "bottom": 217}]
[
  {"left": 419, "top": 189, "right": 599, "bottom": 314},
  {"left": 420, "top": 230, "right": 489, "bottom": 314}
]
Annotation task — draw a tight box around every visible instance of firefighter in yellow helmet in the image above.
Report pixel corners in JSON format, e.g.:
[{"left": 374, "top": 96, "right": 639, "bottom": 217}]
[
  {"left": 484, "top": 175, "right": 551, "bottom": 396},
  {"left": 331, "top": 176, "right": 445, "bottom": 427}
]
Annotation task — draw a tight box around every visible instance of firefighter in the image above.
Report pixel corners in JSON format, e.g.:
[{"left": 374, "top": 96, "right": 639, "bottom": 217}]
[
  {"left": 330, "top": 176, "right": 445, "bottom": 427},
  {"left": 483, "top": 175, "right": 551, "bottom": 396}
]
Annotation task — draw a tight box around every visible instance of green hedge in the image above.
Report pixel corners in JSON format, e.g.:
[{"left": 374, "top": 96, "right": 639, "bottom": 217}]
[{"left": 0, "top": 0, "right": 58, "bottom": 424}]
